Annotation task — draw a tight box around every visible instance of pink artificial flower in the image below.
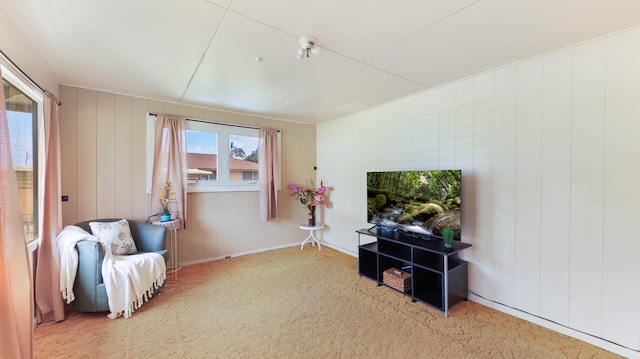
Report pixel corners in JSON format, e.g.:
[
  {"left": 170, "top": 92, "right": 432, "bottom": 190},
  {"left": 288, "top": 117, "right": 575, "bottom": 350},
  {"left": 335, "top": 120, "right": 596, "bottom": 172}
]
[
  {"left": 288, "top": 183, "right": 301, "bottom": 191},
  {"left": 288, "top": 179, "right": 334, "bottom": 209}
]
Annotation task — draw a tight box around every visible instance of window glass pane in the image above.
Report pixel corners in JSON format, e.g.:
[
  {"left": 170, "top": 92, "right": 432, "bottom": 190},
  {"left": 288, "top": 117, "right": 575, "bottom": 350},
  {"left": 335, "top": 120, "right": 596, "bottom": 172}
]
[
  {"left": 3, "top": 79, "right": 38, "bottom": 243},
  {"left": 186, "top": 130, "right": 218, "bottom": 181},
  {"left": 229, "top": 134, "right": 258, "bottom": 182}
]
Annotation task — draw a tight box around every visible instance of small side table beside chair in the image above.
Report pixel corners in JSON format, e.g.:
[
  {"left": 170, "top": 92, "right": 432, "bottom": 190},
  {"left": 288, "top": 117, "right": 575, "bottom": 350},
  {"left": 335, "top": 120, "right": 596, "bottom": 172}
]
[{"left": 151, "top": 219, "right": 181, "bottom": 280}]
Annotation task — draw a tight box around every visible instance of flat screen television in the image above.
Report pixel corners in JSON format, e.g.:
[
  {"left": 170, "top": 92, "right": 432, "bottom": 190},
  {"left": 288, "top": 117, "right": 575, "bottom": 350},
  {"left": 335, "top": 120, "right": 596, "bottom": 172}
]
[{"left": 367, "top": 169, "right": 461, "bottom": 240}]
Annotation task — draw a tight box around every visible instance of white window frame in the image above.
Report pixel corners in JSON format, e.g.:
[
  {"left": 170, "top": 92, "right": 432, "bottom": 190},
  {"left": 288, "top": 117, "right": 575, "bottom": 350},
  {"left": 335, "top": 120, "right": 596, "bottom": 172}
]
[{"left": 146, "top": 114, "right": 280, "bottom": 193}]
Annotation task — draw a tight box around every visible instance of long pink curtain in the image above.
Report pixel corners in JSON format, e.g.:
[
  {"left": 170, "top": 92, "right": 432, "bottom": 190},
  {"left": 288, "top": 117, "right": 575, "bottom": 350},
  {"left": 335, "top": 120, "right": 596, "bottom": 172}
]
[
  {"left": 34, "top": 93, "right": 64, "bottom": 323},
  {"left": 151, "top": 114, "right": 187, "bottom": 228},
  {"left": 0, "top": 67, "right": 33, "bottom": 358},
  {"left": 258, "top": 128, "right": 279, "bottom": 221}
]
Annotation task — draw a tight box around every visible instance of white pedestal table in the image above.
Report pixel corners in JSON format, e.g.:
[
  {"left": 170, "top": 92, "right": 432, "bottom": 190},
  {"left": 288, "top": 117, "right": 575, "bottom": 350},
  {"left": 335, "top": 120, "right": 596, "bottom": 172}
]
[{"left": 299, "top": 223, "right": 324, "bottom": 250}]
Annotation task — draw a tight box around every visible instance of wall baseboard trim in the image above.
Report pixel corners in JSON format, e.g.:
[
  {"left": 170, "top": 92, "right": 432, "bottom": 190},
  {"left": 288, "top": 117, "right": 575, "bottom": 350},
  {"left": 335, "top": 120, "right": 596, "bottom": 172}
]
[
  {"left": 178, "top": 242, "right": 302, "bottom": 267},
  {"left": 321, "top": 242, "right": 356, "bottom": 257},
  {"left": 468, "top": 292, "right": 639, "bottom": 359},
  {"left": 179, "top": 241, "right": 357, "bottom": 269}
]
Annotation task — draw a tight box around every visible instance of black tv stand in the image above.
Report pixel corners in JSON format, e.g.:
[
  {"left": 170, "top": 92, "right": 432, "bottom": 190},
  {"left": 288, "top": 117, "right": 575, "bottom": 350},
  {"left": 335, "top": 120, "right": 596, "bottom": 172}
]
[{"left": 357, "top": 227, "right": 471, "bottom": 317}]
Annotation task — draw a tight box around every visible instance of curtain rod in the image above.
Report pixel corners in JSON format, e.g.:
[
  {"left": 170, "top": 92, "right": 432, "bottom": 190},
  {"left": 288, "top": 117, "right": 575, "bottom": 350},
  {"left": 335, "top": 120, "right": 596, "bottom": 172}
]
[
  {"left": 148, "top": 112, "right": 280, "bottom": 132},
  {"left": 0, "top": 49, "right": 61, "bottom": 106}
]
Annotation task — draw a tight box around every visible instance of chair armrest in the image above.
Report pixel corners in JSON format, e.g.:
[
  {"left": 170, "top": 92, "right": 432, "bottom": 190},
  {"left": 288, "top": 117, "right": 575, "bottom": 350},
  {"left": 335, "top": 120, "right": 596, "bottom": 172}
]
[
  {"left": 76, "top": 240, "right": 105, "bottom": 283},
  {"left": 73, "top": 240, "right": 108, "bottom": 312}
]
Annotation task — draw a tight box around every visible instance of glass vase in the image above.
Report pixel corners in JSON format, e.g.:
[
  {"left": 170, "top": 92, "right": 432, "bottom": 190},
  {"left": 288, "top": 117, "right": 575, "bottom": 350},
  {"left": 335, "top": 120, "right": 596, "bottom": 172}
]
[{"left": 308, "top": 206, "right": 316, "bottom": 226}]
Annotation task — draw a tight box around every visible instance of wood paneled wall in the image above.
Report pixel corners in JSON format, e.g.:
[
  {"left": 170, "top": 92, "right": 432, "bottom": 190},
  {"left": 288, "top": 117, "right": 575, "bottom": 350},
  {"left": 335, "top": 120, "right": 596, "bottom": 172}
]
[
  {"left": 317, "top": 27, "right": 640, "bottom": 354},
  {"left": 59, "top": 86, "right": 317, "bottom": 264}
]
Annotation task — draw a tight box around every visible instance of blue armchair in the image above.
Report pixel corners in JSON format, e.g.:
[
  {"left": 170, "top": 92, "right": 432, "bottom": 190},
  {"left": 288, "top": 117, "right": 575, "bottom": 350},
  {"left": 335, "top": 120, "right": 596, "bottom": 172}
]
[{"left": 72, "top": 218, "right": 169, "bottom": 313}]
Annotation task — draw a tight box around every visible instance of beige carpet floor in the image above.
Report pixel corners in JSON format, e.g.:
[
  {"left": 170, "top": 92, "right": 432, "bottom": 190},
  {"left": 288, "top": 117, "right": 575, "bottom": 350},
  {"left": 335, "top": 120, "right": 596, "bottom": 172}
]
[{"left": 34, "top": 246, "right": 622, "bottom": 358}]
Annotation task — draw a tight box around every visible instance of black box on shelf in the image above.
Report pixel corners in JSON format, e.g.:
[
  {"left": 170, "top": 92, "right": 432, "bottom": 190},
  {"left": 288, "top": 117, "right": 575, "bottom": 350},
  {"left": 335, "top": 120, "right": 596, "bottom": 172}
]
[
  {"left": 376, "top": 225, "right": 396, "bottom": 238},
  {"left": 398, "top": 228, "right": 433, "bottom": 241}
]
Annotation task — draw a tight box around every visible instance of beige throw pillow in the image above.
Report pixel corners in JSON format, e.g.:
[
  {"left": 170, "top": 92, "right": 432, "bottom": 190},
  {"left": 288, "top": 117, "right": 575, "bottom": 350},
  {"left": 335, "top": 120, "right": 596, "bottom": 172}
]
[{"left": 89, "top": 219, "right": 137, "bottom": 255}]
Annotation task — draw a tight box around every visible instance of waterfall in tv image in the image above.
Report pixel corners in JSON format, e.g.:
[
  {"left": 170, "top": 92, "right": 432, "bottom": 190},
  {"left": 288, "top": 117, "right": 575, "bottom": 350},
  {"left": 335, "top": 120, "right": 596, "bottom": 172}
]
[{"left": 367, "top": 170, "right": 461, "bottom": 240}]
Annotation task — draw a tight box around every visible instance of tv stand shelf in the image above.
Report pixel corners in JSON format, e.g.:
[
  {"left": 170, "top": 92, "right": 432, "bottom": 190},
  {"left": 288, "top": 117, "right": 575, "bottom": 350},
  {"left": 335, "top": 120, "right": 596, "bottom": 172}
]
[{"left": 357, "top": 227, "right": 471, "bottom": 317}]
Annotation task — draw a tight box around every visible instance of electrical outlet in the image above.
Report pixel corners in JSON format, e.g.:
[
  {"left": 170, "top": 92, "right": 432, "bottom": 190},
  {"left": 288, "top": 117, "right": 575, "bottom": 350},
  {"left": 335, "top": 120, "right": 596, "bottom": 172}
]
[{"left": 61, "top": 195, "right": 69, "bottom": 202}]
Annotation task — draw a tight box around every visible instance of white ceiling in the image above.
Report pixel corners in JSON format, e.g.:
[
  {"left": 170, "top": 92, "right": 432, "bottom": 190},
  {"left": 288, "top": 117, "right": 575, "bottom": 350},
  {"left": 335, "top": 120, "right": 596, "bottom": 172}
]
[{"left": 2, "top": 0, "right": 640, "bottom": 123}]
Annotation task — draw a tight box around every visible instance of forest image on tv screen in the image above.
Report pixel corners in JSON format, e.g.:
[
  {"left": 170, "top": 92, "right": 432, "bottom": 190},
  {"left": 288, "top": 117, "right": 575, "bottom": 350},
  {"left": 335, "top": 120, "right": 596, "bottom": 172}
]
[{"left": 367, "top": 170, "right": 461, "bottom": 240}]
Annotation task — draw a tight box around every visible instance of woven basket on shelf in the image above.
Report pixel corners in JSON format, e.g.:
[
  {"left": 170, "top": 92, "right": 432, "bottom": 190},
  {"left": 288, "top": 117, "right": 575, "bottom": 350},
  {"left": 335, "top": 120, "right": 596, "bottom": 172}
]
[{"left": 383, "top": 268, "right": 411, "bottom": 292}]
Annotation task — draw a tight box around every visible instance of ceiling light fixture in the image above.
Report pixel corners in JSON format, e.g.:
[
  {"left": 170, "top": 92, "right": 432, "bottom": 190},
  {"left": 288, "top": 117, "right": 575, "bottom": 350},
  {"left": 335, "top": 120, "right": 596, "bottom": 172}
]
[{"left": 296, "top": 36, "right": 321, "bottom": 60}]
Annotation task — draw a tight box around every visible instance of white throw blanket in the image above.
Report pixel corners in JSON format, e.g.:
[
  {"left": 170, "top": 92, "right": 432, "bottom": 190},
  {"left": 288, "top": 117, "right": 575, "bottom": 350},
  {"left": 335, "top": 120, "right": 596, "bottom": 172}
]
[
  {"left": 102, "top": 251, "right": 166, "bottom": 319},
  {"left": 57, "top": 225, "right": 166, "bottom": 318}
]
